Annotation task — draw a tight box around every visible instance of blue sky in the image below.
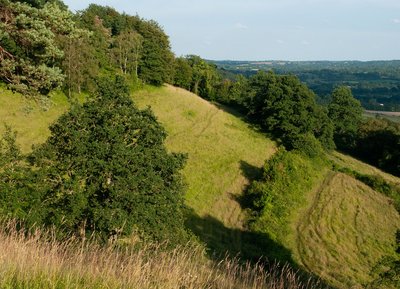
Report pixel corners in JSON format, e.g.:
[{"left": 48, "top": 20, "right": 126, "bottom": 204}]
[{"left": 63, "top": 0, "right": 400, "bottom": 61}]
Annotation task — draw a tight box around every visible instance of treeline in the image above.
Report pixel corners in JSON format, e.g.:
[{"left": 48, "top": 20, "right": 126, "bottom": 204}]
[{"left": 0, "top": 0, "right": 175, "bottom": 97}]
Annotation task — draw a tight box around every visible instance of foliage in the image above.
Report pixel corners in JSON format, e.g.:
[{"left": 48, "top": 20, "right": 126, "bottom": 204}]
[
  {"left": 59, "top": 28, "right": 97, "bottom": 97},
  {"left": 173, "top": 57, "right": 193, "bottom": 90},
  {"left": 135, "top": 20, "right": 174, "bottom": 85},
  {"left": 172, "top": 55, "right": 221, "bottom": 98},
  {"left": 353, "top": 117, "right": 400, "bottom": 176},
  {"left": 110, "top": 30, "right": 143, "bottom": 77},
  {"left": 328, "top": 86, "right": 363, "bottom": 149},
  {"left": 211, "top": 60, "right": 400, "bottom": 111},
  {"left": 77, "top": 4, "right": 174, "bottom": 86},
  {"left": 242, "top": 71, "right": 334, "bottom": 150},
  {"left": 0, "top": 126, "right": 45, "bottom": 225},
  {"left": 291, "top": 133, "right": 324, "bottom": 158},
  {"left": 0, "top": 0, "right": 78, "bottom": 96},
  {"left": 0, "top": 78, "right": 189, "bottom": 244}
]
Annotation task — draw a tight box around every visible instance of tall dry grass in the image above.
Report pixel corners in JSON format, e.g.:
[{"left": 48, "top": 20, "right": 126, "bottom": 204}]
[{"left": 0, "top": 221, "right": 321, "bottom": 289}]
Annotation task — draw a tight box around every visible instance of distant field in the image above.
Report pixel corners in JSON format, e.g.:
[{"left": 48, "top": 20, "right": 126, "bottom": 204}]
[
  {"left": 364, "top": 110, "right": 400, "bottom": 123},
  {"left": 295, "top": 172, "right": 400, "bottom": 288}
]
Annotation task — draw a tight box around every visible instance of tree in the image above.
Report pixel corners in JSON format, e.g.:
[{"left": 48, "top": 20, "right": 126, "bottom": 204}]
[
  {"left": 60, "top": 27, "right": 97, "bottom": 97},
  {"left": 136, "top": 20, "right": 174, "bottom": 85},
  {"left": 328, "top": 86, "right": 363, "bottom": 149},
  {"left": 1, "top": 77, "right": 189, "bottom": 243},
  {"left": 173, "top": 57, "right": 193, "bottom": 90},
  {"left": 0, "top": 0, "right": 79, "bottom": 96},
  {"left": 243, "top": 71, "right": 333, "bottom": 150},
  {"left": 111, "top": 30, "right": 143, "bottom": 77}
]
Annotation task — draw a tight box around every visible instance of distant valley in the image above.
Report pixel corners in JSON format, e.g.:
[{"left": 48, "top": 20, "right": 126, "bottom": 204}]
[{"left": 212, "top": 60, "right": 400, "bottom": 111}]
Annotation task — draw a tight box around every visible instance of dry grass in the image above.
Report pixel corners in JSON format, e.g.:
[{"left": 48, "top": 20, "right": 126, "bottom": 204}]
[
  {"left": 294, "top": 172, "right": 400, "bottom": 288},
  {"left": 0, "top": 221, "right": 321, "bottom": 289}
]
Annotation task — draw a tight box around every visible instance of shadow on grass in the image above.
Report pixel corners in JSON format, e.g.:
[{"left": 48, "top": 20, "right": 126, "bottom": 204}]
[
  {"left": 184, "top": 158, "right": 334, "bottom": 288},
  {"left": 185, "top": 211, "right": 333, "bottom": 288},
  {"left": 186, "top": 211, "right": 291, "bottom": 263}
]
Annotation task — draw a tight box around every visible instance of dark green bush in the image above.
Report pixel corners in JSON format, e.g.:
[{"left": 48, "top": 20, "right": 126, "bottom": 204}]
[{"left": 290, "top": 133, "right": 323, "bottom": 158}]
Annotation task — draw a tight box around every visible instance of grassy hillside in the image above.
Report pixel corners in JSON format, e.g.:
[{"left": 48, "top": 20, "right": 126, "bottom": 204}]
[
  {"left": 1, "top": 84, "right": 399, "bottom": 288},
  {"left": 295, "top": 172, "right": 400, "bottom": 288},
  {"left": 0, "top": 86, "right": 69, "bottom": 152},
  {"left": 132, "top": 85, "right": 276, "bottom": 229},
  {"left": 0, "top": 221, "right": 317, "bottom": 289}
]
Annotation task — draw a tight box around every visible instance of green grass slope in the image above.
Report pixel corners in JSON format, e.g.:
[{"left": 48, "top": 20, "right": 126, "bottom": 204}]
[
  {"left": 0, "top": 87, "right": 69, "bottom": 152},
  {"left": 132, "top": 85, "right": 276, "bottom": 229},
  {"left": 295, "top": 171, "right": 400, "bottom": 288}
]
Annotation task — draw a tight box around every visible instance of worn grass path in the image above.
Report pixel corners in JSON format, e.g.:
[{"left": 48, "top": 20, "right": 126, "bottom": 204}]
[
  {"left": 133, "top": 85, "right": 276, "bottom": 229},
  {"left": 294, "top": 171, "right": 400, "bottom": 288}
]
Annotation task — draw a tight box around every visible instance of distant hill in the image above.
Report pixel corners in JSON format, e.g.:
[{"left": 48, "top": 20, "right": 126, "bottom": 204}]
[{"left": 211, "top": 60, "right": 400, "bottom": 111}]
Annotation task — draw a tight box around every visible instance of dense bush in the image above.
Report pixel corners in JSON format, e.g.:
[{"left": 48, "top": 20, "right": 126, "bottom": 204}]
[{"left": 243, "top": 148, "right": 326, "bottom": 242}]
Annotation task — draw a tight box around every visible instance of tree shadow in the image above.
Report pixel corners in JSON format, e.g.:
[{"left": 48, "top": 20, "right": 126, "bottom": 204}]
[
  {"left": 185, "top": 211, "right": 332, "bottom": 288},
  {"left": 235, "top": 160, "right": 264, "bottom": 210},
  {"left": 186, "top": 211, "right": 292, "bottom": 264},
  {"left": 239, "top": 160, "right": 263, "bottom": 182}
]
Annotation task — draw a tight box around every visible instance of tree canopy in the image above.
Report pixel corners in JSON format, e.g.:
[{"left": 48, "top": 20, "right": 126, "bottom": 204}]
[
  {"left": 328, "top": 86, "right": 363, "bottom": 149},
  {"left": 0, "top": 0, "right": 79, "bottom": 95},
  {"left": 0, "top": 77, "right": 189, "bottom": 243}
]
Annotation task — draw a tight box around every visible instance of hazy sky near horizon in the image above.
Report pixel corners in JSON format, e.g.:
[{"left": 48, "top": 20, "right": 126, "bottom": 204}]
[{"left": 63, "top": 0, "right": 400, "bottom": 61}]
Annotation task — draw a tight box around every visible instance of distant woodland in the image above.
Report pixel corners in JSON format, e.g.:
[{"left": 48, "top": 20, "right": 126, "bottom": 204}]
[{"left": 212, "top": 60, "right": 400, "bottom": 111}]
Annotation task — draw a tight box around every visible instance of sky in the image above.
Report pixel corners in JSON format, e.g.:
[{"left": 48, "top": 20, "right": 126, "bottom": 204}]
[{"left": 62, "top": 0, "right": 400, "bottom": 61}]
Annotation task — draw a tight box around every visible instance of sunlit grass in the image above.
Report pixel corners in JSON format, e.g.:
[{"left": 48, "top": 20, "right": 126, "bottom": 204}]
[
  {"left": 132, "top": 85, "right": 276, "bottom": 228},
  {"left": 0, "top": 87, "right": 69, "bottom": 152},
  {"left": 294, "top": 172, "right": 400, "bottom": 288}
]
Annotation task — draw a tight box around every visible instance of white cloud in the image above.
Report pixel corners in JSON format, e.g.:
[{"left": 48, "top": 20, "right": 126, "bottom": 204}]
[
  {"left": 276, "top": 39, "right": 285, "bottom": 44},
  {"left": 301, "top": 40, "right": 310, "bottom": 45},
  {"left": 234, "top": 22, "right": 248, "bottom": 30},
  {"left": 392, "top": 18, "right": 400, "bottom": 24}
]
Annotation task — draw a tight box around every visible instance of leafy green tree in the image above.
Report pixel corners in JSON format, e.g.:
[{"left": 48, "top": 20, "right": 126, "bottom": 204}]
[
  {"left": 14, "top": 0, "right": 67, "bottom": 9},
  {"left": 60, "top": 27, "right": 97, "bottom": 97},
  {"left": 136, "top": 20, "right": 174, "bottom": 85},
  {"left": 328, "top": 86, "right": 363, "bottom": 149},
  {"left": 354, "top": 118, "right": 400, "bottom": 176},
  {"left": 78, "top": 5, "right": 174, "bottom": 86},
  {"left": 243, "top": 71, "right": 333, "bottom": 150},
  {"left": 173, "top": 57, "right": 193, "bottom": 90},
  {"left": 111, "top": 30, "right": 143, "bottom": 77},
  {"left": 1, "top": 77, "right": 189, "bottom": 243},
  {"left": 0, "top": 0, "right": 78, "bottom": 96}
]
